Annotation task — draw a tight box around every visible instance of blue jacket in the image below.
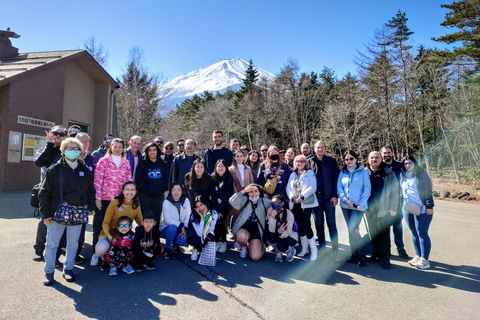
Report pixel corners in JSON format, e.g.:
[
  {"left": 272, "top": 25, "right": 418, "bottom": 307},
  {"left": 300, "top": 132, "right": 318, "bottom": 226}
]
[
  {"left": 125, "top": 148, "right": 144, "bottom": 177},
  {"left": 337, "top": 164, "right": 371, "bottom": 210}
]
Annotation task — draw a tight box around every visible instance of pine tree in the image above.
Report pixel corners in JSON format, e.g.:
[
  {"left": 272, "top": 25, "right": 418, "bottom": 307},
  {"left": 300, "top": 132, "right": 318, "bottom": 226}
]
[{"left": 234, "top": 59, "right": 259, "bottom": 106}]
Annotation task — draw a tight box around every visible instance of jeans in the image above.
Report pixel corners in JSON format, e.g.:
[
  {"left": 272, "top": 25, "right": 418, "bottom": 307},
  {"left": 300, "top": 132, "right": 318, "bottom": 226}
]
[
  {"left": 403, "top": 207, "right": 433, "bottom": 260},
  {"left": 161, "top": 224, "right": 188, "bottom": 250},
  {"left": 44, "top": 222, "right": 82, "bottom": 274},
  {"left": 34, "top": 217, "right": 65, "bottom": 259},
  {"left": 92, "top": 200, "right": 111, "bottom": 252},
  {"left": 341, "top": 208, "right": 364, "bottom": 256},
  {"left": 312, "top": 198, "right": 338, "bottom": 251}
]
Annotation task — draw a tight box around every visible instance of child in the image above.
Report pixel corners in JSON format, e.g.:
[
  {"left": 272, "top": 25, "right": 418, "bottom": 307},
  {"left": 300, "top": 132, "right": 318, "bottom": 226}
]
[
  {"left": 106, "top": 216, "right": 135, "bottom": 276},
  {"left": 133, "top": 211, "right": 163, "bottom": 272},
  {"left": 187, "top": 195, "right": 218, "bottom": 261}
]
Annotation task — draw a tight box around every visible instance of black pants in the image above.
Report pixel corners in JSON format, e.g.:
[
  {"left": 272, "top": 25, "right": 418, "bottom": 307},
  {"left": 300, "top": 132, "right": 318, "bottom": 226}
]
[
  {"left": 92, "top": 200, "right": 111, "bottom": 252},
  {"left": 366, "top": 212, "right": 391, "bottom": 259},
  {"left": 214, "top": 207, "right": 229, "bottom": 243},
  {"left": 292, "top": 203, "right": 314, "bottom": 238},
  {"left": 140, "top": 193, "right": 164, "bottom": 225},
  {"left": 267, "top": 232, "right": 297, "bottom": 252},
  {"left": 132, "top": 244, "right": 162, "bottom": 268},
  {"left": 188, "top": 233, "right": 216, "bottom": 252}
]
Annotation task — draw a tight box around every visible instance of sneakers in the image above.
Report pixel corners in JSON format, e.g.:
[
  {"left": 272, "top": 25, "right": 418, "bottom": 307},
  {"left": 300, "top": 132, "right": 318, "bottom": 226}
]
[
  {"left": 173, "top": 246, "right": 181, "bottom": 254},
  {"left": 143, "top": 261, "right": 155, "bottom": 270},
  {"left": 123, "top": 264, "right": 135, "bottom": 274},
  {"left": 285, "top": 247, "right": 296, "bottom": 263},
  {"left": 416, "top": 258, "right": 430, "bottom": 270},
  {"left": 100, "top": 260, "right": 109, "bottom": 272},
  {"left": 109, "top": 266, "right": 118, "bottom": 276},
  {"left": 33, "top": 253, "right": 44, "bottom": 262},
  {"left": 63, "top": 269, "right": 76, "bottom": 282},
  {"left": 275, "top": 252, "right": 283, "bottom": 263},
  {"left": 191, "top": 249, "right": 199, "bottom": 261},
  {"left": 90, "top": 253, "right": 100, "bottom": 266},
  {"left": 215, "top": 242, "right": 221, "bottom": 252},
  {"left": 43, "top": 273, "right": 55, "bottom": 286},
  {"left": 75, "top": 255, "right": 84, "bottom": 265},
  {"left": 398, "top": 249, "right": 410, "bottom": 260},
  {"left": 408, "top": 255, "right": 421, "bottom": 266},
  {"left": 164, "top": 248, "right": 173, "bottom": 260},
  {"left": 234, "top": 241, "right": 241, "bottom": 250},
  {"left": 333, "top": 250, "right": 341, "bottom": 263},
  {"left": 240, "top": 246, "right": 248, "bottom": 258},
  {"left": 219, "top": 242, "right": 227, "bottom": 253}
]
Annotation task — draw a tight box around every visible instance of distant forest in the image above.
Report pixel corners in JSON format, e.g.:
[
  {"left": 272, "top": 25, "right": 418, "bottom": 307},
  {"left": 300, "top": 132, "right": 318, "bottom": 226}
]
[{"left": 106, "top": 3, "right": 480, "bottom": 184}]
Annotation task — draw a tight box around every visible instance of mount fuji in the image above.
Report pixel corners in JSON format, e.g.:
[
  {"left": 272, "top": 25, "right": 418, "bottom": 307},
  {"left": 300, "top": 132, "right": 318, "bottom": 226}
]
[{"left": 164, "top": 57, "right": 275, "bottom": 111}]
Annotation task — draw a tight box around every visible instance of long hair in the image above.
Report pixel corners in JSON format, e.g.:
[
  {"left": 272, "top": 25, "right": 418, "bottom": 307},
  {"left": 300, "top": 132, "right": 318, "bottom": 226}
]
[
  {"left": 401, "top": 155, "right": 423, "bottom": 179},
  {"left": 244, "top": 183, "right": 265, "bottom": 199},
  {"left": 272, "top": 194, "right": 288, "bottom": 226},
  {"left": 212, "top": 159, "right": 232, "bottom": 182},
  {"left": 192, "top": 195, "right": 211, "bottom": 223},
  {"left": 245, "top": 150, "right": 260, "bottom": 170},
  {"left": 342, "top": 149, "right": 359, "bottom": 170},
  {"left": 142, "top": 142, "right": 161, "bottom": 160},
  {"left": 116, "top": 181, "right": 139, "bottom": 209},
  {"left": 106, "top": 138, "right": 126, "bottom": 157},
  {"left": 266, "top": 145, "right": 284, "bottom": 170},
  {"left": 229, "top": 150, "right": 245, "bottom": 170},
  {"left": 186, "top": 158, "right": 208, "bottom": 188}
]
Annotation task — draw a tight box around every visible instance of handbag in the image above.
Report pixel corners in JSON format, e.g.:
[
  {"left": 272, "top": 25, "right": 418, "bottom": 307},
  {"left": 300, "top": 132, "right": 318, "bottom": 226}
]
[
  {"left": 263, "top": 168, "right": 280, "bottom": 195},
  {"left": 31, "top": 182, "right": 42, "bottom": 217},
  {"left": 52, "top": 165, "right": 89, "bottom": 225},
  {"left": 303, "top": 194, "right": 315, "bottom": 205},
  {"left": 198, "top": 241, "right": 216, "bottom": 266},
  {"left": 357, "top": 216, "right": 374, "bottom": 256},
  {"left": 404, "top": 200, "right": 421, "bottom": 216}
]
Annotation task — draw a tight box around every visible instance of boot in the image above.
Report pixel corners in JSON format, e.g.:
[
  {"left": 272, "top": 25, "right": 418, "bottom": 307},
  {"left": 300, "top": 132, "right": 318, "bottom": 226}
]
[
  {"left": 358, "top": 255, "right": 366, "bottom": 267},
  {"left": 297, "top": 236, "right": 309, "bottom": 257},
  {"left": 308, "top": 237, "right": 317, "bottom": 261}
]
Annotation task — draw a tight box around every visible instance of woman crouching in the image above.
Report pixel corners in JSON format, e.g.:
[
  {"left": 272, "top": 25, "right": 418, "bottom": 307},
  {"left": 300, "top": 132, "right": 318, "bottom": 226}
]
[
  {"left": 267, "top": 195, "right": 298, "bottom": 262},
  {"left": 187, "top": 196, "right": 217, "bottom": 261}
]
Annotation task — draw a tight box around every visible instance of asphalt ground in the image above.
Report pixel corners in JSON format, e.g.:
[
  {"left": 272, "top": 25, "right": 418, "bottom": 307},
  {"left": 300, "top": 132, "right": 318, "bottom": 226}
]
[{"left": 0, "top": 191, "right": 479, "bottom": 320}]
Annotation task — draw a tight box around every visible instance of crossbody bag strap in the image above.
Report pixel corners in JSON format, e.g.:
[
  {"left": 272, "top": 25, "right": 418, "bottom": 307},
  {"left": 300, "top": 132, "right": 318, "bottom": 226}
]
[{"left": 58, "top": 165, "right": 64, "bottom": 202}]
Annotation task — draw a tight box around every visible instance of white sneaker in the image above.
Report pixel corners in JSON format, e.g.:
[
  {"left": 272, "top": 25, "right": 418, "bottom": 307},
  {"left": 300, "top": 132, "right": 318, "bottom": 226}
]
[
  {"left": 215, "top": 242, "right": 221, "bottom": 252},
  {"left": 219, "top": 242, "right": 227, "bottom": 253},
  {"left": 90, "top": 253, "right": 100, "bottom": 266},
  {"left": 416, "top": 258, "right": 430, "bottom": 269},
  {"left": 285, "top": 247, "right": 296, "bottom": 262},
  {"left": 240, "top": 246, "right": 247, "bottom": 258},
  {"left": 275, "top": 252, "right": 283, "bottom": 263},
  {"left": 408, "top": 255, "right": 420, "bottom": 266},
  {"left": 234, "top": 241, "right": 241, "bottom": 250},
  {"left": 191, "top": 249, "right": 199, "bottom": 261}
]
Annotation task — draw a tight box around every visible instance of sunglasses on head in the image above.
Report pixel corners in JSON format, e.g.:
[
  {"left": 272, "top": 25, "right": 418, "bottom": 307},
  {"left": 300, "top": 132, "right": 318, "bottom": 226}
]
[
  {"left": 118, "top": 224, "right": 130, "bottom": 228},
  {"left": 52, "top": 131, "right": 66, "bottom": 137},
  {"left": 345, "top": 157, "right": 355, "bottom": 161}
]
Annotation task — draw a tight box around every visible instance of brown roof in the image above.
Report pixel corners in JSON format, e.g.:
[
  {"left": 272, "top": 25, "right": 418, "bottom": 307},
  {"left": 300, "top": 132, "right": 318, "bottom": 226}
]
[{"left": 0, "top": 49, "right": 117, "bottom": 86}]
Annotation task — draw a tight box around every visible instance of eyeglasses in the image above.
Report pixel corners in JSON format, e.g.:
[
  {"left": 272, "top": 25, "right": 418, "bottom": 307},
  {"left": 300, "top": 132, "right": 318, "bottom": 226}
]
[
  {"left": 165, "top": 147, "right": 173, "bottom": 150},
  {"left": 345, "top": 157, "right": 355, "bottom": 161},
  {"left": 261, "top": 149, "right": 268, "bottom": 152},
  {"left": 297, "top": 160, "right": 306, "bottom": 163},
  {"left": 178, "top": 144, "right": 185, "bottom": 147},
  {"left": 118, "top": 224, "right": 130, "bottom": 228},
  {"left": 155, "top": 141, "right": 164, "bottom": 144},
  {"left": 65, "top": 147, "right": 80, "bottom": 151},
  {"left": 404, "top": 161, "right": 414, "bottom": 166},
  {"left": 52, "top": 131, "right": 66, "bottom": 137}
]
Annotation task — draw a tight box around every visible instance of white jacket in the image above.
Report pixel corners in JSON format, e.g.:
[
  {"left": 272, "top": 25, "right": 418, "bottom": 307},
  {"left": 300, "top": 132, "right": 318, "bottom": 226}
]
[
  {"left": 287, "top": 169, "right": 319, "bottom": 209},
  {"left": 159, "top": 197, "right": 192, "bottom": 231}
]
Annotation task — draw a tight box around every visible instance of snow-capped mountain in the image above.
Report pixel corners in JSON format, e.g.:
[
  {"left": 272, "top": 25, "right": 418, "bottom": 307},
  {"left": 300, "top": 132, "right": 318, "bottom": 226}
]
[{"left": 164, "top": 57, "right": 275, "bottom": 110}]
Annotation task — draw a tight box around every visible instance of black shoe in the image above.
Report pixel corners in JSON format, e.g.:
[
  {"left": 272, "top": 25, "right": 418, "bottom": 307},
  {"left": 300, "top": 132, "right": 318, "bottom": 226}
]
[
  {"left": 55, "top": 260, "right": 63, "bottom": 269},
  {"left": 347, "top": 255, "right": 359, "bottom": 264},
  {"left": 164, "top": 248, "right": 173, "bottom": 260},
  {"left": 382, "top": 259, "right": 391, "bottom": 269},
  {"left": 33, "top": 253, "right": 44, "bottom": 262},
  {"left": 43, "top": 273, "right": 55, "bottom": 286},
  {"left": 63, "top": 269, "right": 76, "bottom": 282},
  {"left": 75, "top": 256, "right": 84, "bottom": 265},
  {"left": 398, "top": 249, "right": 409, "bottom": 260},
  {"left": 143, "top": 261, "right": 155, "bottom": 270},
  {"left": 100, "top": 260, "right": 109, "bottom": 272},
  {"left": 173, "top": 246, "right": 181, "bottom": 254},
  {"left": 358, "top": 255, "right": 366, "bottom": 267},
  {"left": 366, "top": 255, "right": 380, "bottom": 263}
]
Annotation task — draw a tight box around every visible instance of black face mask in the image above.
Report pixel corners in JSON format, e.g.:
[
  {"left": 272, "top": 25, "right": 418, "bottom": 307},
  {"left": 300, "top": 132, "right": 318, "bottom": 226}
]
[{"left": 270, "top": 154, "right": 279, "bottom": 161}]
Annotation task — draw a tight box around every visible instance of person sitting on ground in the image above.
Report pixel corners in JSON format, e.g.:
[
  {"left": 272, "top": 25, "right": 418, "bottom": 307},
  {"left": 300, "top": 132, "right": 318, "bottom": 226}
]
[
  {"left": 266, "top": 195, "right": 298, "bottom": 263},
  {"left": 106, "top": 216, "right": 136, "bottom": 276},
  {"left": 132, "top": 211, "right": 163, "bottom": 272},
  {"left": 230, "top": 184, "right": 271, "bottom": 261},
  {"left": 159, "top": 183, "right": 191, "bottom": 260},
  {"left": 187, "top": 196, "right": 218, "bottom": 261}
]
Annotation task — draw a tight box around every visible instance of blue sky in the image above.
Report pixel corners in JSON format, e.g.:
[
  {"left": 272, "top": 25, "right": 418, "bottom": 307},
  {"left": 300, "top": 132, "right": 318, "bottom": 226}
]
[{"left": 5, "top": 1, "right": 453, "bottom": 81}]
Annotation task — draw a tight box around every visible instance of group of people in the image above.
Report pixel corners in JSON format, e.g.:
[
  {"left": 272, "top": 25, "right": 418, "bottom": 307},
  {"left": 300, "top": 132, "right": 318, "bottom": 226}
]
[{"left": 35, "top": 127, "right": 434, "bottom": 286}]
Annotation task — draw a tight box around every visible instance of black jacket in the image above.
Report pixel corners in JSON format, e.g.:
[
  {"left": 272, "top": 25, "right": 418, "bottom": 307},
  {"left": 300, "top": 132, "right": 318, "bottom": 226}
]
[
  {"left": 39, "top": 158, "right": 96, "bottom": 220},
  {"left": 308, "top": 155, "right": 340, "bottom": 199},
  {"left": 211, "top": 175, "right": 234, "bottom": 212},
  {"left": 135, "top": 158, "right": 168, "bottom": 197},
  {"left": 169, "top": 153, "right": 200, "bottom": 188}
]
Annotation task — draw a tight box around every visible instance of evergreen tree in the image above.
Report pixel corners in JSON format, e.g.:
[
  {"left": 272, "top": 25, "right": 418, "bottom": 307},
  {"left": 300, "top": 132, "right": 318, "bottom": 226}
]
[{"left": 234, "top": 59, "right": 259, "bottom": 106}]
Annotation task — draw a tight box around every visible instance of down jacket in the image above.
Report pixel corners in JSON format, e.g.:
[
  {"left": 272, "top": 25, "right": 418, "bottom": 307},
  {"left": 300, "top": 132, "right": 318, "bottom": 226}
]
[
  {"left": 94, "top": 155, "right": 132, "bottom": 201},
  {"left": 286, "top": 169, "right": 319, "bottom": 209}
]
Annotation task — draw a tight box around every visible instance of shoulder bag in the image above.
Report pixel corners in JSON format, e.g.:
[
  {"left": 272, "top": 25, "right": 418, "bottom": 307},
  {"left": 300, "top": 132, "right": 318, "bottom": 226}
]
[{"left": 264, "top": 167, "right": 280, "bottom": 195}]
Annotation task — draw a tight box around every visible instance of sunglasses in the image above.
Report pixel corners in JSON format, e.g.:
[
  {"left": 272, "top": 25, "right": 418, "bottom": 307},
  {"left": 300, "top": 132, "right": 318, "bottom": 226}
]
[
  {"left": 165, "top": 147, "right": 173, "bottom": 150},
  {"left": 345, "top": 157, "right": 355, "bottom": 161},
  {"left": 118, "top": 224, "right": 131, "bottom": 228},
  {"left": 51, "top": 131, "right": 66, "bottom": 137},
  {"left": 155, "top": 141, "right": 164, "bottom": 144},
  {"left": 178, "top": 144, "right": 185, "bottom": 147},
  {"left": 297, "top": 160, "right": 306, "bottom": 163},
  {"left": 261, "top": 149, "right": 268, "bottom": 152},
  {"left": 106, "top": 138, "right": 113, "bottom": 142}
]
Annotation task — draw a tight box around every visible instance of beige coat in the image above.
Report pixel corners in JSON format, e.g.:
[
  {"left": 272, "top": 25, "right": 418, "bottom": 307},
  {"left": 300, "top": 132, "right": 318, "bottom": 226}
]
[{"left": 229, "top": 166, "right": 254, "bottom": 193}]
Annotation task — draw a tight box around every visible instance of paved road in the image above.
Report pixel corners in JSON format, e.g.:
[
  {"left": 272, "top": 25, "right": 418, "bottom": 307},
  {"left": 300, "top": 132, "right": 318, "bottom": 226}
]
[{"left": 0, "top": 191, "right": 479, "bottom": 320}]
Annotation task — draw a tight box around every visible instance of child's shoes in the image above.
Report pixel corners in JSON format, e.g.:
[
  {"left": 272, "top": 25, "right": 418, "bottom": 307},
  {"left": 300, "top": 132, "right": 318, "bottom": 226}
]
[
  {"left": 123, "top": 264, "right": 135, "bottom": 274},
  {"left": 109, "top": 266, "right": 118, "bottom": 277}
]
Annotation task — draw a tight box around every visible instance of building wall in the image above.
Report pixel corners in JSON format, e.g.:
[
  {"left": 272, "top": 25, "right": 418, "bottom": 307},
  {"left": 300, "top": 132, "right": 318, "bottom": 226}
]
[{"left": 0, "top": 65, "right": 66, "bottom": 190}]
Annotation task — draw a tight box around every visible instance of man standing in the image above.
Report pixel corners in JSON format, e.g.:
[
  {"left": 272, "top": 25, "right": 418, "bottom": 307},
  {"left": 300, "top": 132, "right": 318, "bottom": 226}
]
[
  {"left": 301, "top": 143, "right": 313, "bottom": 159},
  {"left": 204, "top": 130, "right": 233, "bottom": 174},
  {"left": 365, "top": 151, "right": 399, "bottom": 269},
  {"left": 260, "top": 144, "right": 269, "bottom": 162},
  {"left": 174, "top": 139, "right": 186, "bottom": 157},
  {"left": 92, "top": 134, "right": 114, "bottom": 161},
  {"left": 229, "top": 139, "right": 240, "bottom": 153},
  {"left": 32, "top": 125, "right": 68, "bottom": 262},
  {"left": 154, "top": 136, "right": 164, "bottom": 151},
  {"left": 308, "top": 140, "right": 340, "bottom": 261},
  {"left": 170, "top": 139, "right": 199, "bottom": 187},
  {"left": 125, "top": 135, "right": 143, "bottom": 181},
  {"left": 381, "top": 146, "right": 409, "bottom": 260},
  {"left": 162, "top": 141, "right": 175, "bottom": 187}
]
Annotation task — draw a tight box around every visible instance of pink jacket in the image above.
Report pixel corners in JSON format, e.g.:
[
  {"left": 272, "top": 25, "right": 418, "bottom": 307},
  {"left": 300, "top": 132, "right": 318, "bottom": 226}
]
[{"left": 94, "top": 155, "right": 132, "bottom": 200}]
